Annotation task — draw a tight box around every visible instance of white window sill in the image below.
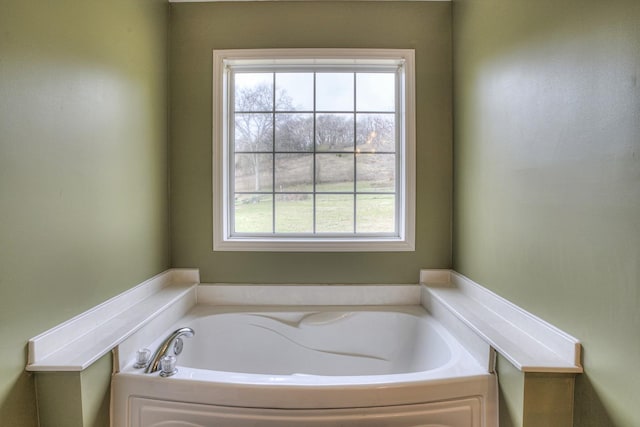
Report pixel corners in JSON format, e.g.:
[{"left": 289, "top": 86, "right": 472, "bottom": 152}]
[{"left": 214, "top": 236, "right": 415, "bottom": 252}]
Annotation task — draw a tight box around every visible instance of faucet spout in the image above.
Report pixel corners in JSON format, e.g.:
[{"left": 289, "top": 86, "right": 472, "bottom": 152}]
[{"left": 144, "top": 327, "right": 195, "bottom": 374}]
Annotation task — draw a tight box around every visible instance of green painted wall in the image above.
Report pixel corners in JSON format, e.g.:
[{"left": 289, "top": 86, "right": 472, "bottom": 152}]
[
  {"left": 452, "top": 0, "right": 640, "bottom": 425},
  {"left": 34, "top": 353, "right": 112, "bottom": 427},
  {"left": 8, "top": 0, "right": 637, "bottom": 425},
  {"left": 0, "top": 0, "right": 170, "bottom": 425},
  {"left": 169, "top": 1, "right": 453, "bottom": 284},
  {"left": 495, "top": 355, "right": 524, "bottom": 427}
]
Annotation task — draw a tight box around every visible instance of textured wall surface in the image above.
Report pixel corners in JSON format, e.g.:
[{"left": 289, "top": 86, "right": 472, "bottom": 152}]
[
  {"left": 0, "top": 1, "right": 170, "bottom": 424},
  {"left": 169, "top": 1, "right": 453, "bottom": 284},
  {"left": 452, "top": 0, "right": 640, "bottom": 425}
]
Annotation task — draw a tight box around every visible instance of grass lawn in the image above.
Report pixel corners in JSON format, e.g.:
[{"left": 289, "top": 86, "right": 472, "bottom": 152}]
[{"left": 234, "top": 193, "right": 395, "bottom": 233}]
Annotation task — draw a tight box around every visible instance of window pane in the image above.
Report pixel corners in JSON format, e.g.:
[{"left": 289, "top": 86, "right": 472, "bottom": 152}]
[
  {"left": 316, "top": 153, "right": 354, "bottom": 193},
  {"left": 316, "top": 73, "right": 354, "bottom": 111},
  {"left": 356, "top": 195, "right": 395, "bottom": 233},
  {"left": 275, "top": 154, "right": 313, "bottom": 192},
  {"left": 316, "top": 194, "right": 353, "bottom": 233},
  {"left": 275, "top": 194, "right": 313, "bottom": 233},
  {"left": 276, "top": 73, "right": 313, "bottom": 111},
  {"left": 356, "top": 154, "right": 395, "bottom": 192},
  {"left": 234, "top": 194, "right": 273, "bottom": 233},
  {"left": 234, "top": 153, "right": 273, "bottom": 192},
  {"left": 275, "top": 113, "right": 313, "bottom": 152},
  {"left": 356, "top": 113, "right": 396, "bottom": 153},
  {"left": 234, "top": 73, "right": 273, "bottom": 112},
  {"left": 356, "top": 73, "right": 395, "bottom": 112},
  {"left": 234, "top": 113, "right": 273, "bottom": 152},
  {"left": 316, "top": 113, "right": 354, "bottom": 152}
]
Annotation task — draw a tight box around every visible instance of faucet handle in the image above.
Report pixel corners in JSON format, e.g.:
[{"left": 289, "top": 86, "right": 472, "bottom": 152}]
[
  {"left": 159, "top": 355, "right": 177, "bottom": 377},
  {"left": 133, "top": 348, "right": 151, "bottom": 369}
]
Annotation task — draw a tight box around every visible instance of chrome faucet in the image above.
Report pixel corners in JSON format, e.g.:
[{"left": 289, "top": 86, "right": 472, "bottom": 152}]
[{"left": 144, "top": 327, "right": 195, "bottom": 374}]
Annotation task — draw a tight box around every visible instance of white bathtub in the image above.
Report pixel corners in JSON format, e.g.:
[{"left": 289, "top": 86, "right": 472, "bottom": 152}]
[{"left": 111, "top": 305, "right": 497, "bottom": 427}]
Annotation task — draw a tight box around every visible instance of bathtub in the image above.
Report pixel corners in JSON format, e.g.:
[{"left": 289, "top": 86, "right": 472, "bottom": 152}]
[{"left": 111, "top": 305, "right": 497, "bottom": 427}]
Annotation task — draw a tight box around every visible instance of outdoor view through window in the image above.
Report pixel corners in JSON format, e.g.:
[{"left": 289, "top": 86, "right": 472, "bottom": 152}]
[{"left": 233, "top": 71, "right": 397, "bottom": 234}]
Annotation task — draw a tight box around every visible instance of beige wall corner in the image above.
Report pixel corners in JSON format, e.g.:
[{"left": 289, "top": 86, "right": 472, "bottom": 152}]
[
  {"left": 35, "top": 372, "right": 83, "bottom": 427},
  {"left": 496, "top": 355, "right": 525, "bottom": 427},
  {"left": 80, "top": 354, "right": 113, "bottom": 427},
  {"left": 523, "top": 373, "right": 575, "bottom": 427},
  {"left": 496, "top": 355, "right": 577, "bottom": 427},
  {"left": 34, "top": 353, "right": 112, "bottom": 427}
]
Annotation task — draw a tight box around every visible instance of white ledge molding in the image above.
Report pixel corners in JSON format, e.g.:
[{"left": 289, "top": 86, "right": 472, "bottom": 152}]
[
  {"left": 420, "top": 269, "right": 582, "bottom": 374},
  {"left": 27, "top": 269, "right": 199, "bottom": 372},
  {"left": 197, "top": 283, "right": 421, "bottom": 306}
]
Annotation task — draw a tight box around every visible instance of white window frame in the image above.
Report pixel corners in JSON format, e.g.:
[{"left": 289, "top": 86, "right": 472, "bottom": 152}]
[{"left": 213, "top": 48, "right": 415, "bottom": 252}]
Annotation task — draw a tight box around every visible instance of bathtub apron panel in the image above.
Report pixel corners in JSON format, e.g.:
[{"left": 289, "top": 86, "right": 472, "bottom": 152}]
[{"left": 130, "top": 396, "right": 483, "bottom": 427}]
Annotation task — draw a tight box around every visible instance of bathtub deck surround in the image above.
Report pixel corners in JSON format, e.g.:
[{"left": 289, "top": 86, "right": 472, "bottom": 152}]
[
  {"left": 27, "top": 268, "right": 582, "bottom": 426},
  {"left": 420, "top": 270, "right": 582, "bottom": 426},
  {"left": 420, "top": 269, "right": 582, "bottom": 373},
  {"left": 26, "top": 269, "right": 199, "bottom": 372}
]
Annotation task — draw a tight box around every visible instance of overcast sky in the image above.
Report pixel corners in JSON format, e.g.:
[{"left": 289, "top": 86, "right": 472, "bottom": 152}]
[{"left": 234, "top": 72, "right": 395, "bottom": 112}]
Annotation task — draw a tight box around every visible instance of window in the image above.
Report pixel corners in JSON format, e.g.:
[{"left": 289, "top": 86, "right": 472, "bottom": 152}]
[{"left": 213, "top": 49, "right": 415, "bottom": 251}]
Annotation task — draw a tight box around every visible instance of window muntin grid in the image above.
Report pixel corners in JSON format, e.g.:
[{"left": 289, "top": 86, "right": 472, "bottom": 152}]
[{"left": 229, "top": 68, "right": 400, "bottom": 237}]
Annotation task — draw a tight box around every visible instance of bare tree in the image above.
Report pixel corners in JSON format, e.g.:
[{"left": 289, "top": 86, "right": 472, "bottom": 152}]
[
  {"left": 234, "top": 84, "right": 293, "bottom": 191},
  {"left": 316, "top": 114, "right": 354, "bottom": 152},
  {"left": 276, "top": 114, "right": 314, "bottom": 152}
]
